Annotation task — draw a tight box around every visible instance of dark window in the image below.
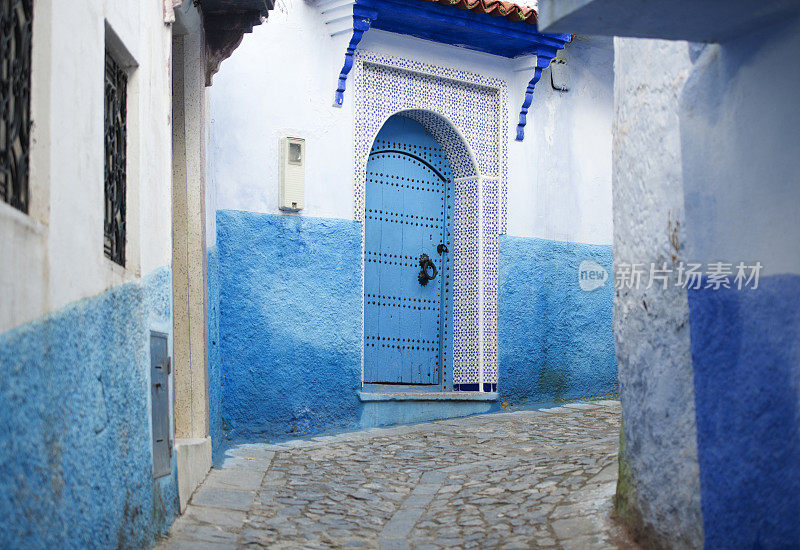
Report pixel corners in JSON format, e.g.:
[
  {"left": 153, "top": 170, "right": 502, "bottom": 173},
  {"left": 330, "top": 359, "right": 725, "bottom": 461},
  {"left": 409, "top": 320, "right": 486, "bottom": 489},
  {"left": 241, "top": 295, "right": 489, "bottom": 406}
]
[
  {"left": 104, "top": 51, "right": 127, "bottom": 266},
  {"left": 0, "top": 0, "right": 33, "bottom": 213}
]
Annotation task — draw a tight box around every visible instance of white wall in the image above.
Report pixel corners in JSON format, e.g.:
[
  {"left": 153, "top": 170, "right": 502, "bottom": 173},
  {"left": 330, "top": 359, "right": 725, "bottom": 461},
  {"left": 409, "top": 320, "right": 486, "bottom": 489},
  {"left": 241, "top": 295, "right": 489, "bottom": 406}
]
[
  {"left": 0, "top": 0, "right": 173, "bottom": 333},
  {"left": 209, "top": 0, "right": 354, "bottom": 220},
  {"left": 612, "top": 36, "right": 704, "bottom": 548},
  {"left": 509, "top": 35, "right": 614, "bottom": 244},
  {"left": 209, "top": 0, "right": 613, "bottom": 244},
  {"left": 680, "top": 19, "right": 800, "bottom": 276}
]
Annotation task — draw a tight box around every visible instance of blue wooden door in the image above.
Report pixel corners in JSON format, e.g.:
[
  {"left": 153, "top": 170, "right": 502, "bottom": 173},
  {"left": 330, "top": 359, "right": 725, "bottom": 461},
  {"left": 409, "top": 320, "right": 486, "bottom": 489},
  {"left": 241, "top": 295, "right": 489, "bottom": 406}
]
[{"left": 364, "top": 116, "right": 452, "bottom": 385}]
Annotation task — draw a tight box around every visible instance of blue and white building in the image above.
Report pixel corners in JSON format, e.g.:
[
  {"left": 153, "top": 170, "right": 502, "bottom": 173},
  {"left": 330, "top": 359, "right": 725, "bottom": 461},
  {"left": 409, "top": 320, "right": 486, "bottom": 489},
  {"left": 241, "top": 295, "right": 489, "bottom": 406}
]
[
  {"left": 539, "top": 1, "right": 800, "bottom": 547},
  {"left": 206, "top": 0, "right": 617, "bottom": 442},
  {"left": 4, "top": 0, "right": 798, "bottom": 548},
  {"left": 0, "top": 0, "right": 273, "bottom": 545}
]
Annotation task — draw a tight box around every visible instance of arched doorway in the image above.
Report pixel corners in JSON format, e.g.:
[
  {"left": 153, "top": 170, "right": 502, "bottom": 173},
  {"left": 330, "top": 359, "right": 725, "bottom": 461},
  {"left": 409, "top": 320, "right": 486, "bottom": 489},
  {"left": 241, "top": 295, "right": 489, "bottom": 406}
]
[
  {"left": 363, "top": 114, "right": 453, "bottom": 386},
  {"left": 357, "top": 101, "right": 499, "bottom": 394}
]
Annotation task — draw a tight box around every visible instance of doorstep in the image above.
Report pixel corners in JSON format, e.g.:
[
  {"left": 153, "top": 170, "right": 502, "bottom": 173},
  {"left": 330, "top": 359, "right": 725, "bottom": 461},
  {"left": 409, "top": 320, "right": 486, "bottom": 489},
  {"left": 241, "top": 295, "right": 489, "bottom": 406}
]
[
  {"left": 358, "top": 391, "right": 499, "bottom": 402},
  {"left": 357, "top": 391, "right": 500, "bottom": 429}
]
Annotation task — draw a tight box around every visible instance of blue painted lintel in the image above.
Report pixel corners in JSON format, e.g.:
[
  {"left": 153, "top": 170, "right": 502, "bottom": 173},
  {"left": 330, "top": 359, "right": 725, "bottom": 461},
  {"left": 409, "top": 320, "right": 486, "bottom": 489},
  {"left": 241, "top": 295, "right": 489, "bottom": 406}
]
[
  {"left": 334, "top": 6, "right": 378, "bottom": 107},
  {"left": 357, "top": 0, "right": 569, "bottom": 57},
  {"left": 338, "top": 0, "right": 569, "bottom": 139}
]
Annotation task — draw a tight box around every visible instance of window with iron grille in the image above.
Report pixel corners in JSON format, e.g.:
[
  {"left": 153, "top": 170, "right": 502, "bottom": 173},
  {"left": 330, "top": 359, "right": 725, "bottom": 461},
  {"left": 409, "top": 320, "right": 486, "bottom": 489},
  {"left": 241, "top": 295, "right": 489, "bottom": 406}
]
[
  {"left": 104, "top": 51, "right": 127, "bottom": 266},
  {"left": 0, "top": 0, "right": 33, "bottom": 214}
]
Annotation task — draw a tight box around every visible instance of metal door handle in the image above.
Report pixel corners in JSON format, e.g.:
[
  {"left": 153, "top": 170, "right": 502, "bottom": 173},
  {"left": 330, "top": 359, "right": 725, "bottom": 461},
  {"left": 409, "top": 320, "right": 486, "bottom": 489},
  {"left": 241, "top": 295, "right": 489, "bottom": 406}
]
[
  {"left": 437, "top": 243, "right": 448, "bottom": 254},
  {"left": 418, "top": 254, "right": 437, "bottom": 286}
]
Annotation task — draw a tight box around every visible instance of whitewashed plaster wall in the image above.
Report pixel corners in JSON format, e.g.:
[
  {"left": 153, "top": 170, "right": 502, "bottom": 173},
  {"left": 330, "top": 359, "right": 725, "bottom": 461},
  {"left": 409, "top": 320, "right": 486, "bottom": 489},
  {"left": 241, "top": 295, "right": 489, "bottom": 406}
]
[
  {"left": 612, "top": 37, "right": 704, "bottom": 549},
  {"left": 0, "top": 0, "right": 173, "bottom": 333},
  {"left": 209, "top": 0, "right": 354, "bottom": 221},
  {"left": 510, "top": 35, "right": 613, "bottom": 244},
  {"left": 208, "top": 0, "right": 613, "bottom": 244},
  {"left": 680, "top": 18, "right": 800, "bottom": 276},
  {"left": 612, "top": 21, "right": 800, "bottom": 547}
]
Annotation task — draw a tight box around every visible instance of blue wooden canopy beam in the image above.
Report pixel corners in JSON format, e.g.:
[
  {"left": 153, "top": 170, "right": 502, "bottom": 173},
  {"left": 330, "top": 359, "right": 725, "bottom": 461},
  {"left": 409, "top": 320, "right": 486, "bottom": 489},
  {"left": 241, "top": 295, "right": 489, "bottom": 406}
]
[
  {"left": 331, "top": 0, "right": 571, "bottom": 139},
  {"left": 334, "top": 5, "right": 378, "bottom": 107},
  {"left": 516, "top": 46, "right": 562, "bottom": 141}
]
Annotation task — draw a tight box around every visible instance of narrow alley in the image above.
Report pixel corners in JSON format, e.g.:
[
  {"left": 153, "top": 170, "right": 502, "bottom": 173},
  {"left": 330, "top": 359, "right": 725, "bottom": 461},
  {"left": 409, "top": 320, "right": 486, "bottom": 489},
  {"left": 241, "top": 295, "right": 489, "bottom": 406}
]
[
  {"left": 4, "top": 1, "right": 798, "bottom": 547},
  {"left": 158, "top": 401, "right": 634, "bottom": 549}
]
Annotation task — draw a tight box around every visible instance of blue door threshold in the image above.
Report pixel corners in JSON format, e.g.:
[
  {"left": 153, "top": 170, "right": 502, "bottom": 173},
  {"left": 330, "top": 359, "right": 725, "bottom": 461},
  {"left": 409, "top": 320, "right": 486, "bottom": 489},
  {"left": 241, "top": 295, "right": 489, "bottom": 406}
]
[{"left": 357, "top": 391, "right": 500, "bottom": 429}]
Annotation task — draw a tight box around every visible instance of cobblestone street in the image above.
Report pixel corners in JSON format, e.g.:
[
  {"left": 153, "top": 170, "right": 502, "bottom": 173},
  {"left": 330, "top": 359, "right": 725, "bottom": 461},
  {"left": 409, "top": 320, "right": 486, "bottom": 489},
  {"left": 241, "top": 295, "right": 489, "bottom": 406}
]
[{"left": 159, "top": 401, "right": 636, "bottom": 550}]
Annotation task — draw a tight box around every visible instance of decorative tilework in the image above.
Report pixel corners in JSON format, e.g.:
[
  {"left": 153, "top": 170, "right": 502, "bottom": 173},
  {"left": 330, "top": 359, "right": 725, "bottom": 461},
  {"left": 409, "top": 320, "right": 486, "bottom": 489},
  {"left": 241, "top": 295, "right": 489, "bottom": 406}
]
[
  {"left": 453, "top": 176, "right": 480, "bottom": 385},
  {"left": 354, "top": 51, "right": 507, "bottom": 388},
  {"left": 481, "top": 177, "right": 499, "bottom": 384}
]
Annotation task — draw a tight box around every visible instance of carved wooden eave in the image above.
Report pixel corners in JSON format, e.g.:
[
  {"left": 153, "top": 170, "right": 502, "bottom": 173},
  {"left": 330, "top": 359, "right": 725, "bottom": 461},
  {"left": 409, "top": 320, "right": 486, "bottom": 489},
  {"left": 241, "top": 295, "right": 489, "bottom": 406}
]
[{"left": 201, "top": 0, "right": 275, "bottom": 85}]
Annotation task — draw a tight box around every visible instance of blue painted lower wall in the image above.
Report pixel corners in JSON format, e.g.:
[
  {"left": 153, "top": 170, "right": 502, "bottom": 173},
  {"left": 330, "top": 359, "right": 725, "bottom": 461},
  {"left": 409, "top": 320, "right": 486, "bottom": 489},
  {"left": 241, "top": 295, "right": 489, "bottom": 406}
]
[
  {"left": 207, "top": 245, "right": 223, "bottom": 452},
  {"left": 216, "top": 211, "right": 362, "bottom": 441},
  {"left": 498, "top": 236, "right": 617, "bottom": 406},
  {"left": 214, "top": 217, "right": 619, "bottom": 438},
  {"left": 0, "top": 268, "right": 178, "bottom": 549},
  {"left": 688, "top": 275, "right": 800, "bottom": 548}
]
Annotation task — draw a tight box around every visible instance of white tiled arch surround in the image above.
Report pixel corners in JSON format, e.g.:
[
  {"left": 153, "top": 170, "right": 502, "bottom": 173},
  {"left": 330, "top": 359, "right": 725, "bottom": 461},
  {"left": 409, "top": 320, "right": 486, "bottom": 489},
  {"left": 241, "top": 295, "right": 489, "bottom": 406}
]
[{"left": 353, "top": 51, "right": 507, "bottom": 388}]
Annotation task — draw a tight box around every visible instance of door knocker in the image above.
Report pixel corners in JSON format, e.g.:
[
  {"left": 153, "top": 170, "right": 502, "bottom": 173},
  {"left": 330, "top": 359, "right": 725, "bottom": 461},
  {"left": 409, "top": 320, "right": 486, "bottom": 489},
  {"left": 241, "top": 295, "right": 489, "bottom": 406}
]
[{"left": 418, "top": 254, "right": 438, "bottom": 286}]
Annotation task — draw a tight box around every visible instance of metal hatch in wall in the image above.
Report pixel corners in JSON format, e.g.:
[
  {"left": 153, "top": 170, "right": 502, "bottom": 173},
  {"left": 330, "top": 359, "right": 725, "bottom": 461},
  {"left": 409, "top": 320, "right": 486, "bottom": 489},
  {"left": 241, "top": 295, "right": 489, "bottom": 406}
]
[
  {"left": 150, "top": 332, "right": 172, "bottom": 478},
  {"left": 363, "top": 115, "right": 453, "bottom": 387}
]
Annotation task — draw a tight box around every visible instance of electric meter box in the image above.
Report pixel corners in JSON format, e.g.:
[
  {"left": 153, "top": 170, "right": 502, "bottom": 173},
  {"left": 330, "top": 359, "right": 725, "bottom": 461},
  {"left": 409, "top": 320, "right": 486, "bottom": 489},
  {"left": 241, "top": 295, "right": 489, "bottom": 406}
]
[{"left": 280, "top": 136, "right": 305, "bottom": 211}]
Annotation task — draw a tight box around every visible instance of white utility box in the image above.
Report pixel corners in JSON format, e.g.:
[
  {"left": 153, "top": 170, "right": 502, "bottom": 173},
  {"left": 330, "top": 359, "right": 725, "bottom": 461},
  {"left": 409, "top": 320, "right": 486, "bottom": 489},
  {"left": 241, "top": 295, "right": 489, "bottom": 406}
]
[{"left": 279, "top": 136, "right": 305, "bottom": 211}]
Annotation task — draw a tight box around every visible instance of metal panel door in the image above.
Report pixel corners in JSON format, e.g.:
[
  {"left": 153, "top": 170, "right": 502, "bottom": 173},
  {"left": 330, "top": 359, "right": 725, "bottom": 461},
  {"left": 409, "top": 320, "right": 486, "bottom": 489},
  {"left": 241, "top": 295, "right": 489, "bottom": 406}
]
[
  {"left": 150, "top": 332, "right": 171, "bottom": 478},
  {"left": 364, "top": 116, "right": 452, "bottom": 384}
]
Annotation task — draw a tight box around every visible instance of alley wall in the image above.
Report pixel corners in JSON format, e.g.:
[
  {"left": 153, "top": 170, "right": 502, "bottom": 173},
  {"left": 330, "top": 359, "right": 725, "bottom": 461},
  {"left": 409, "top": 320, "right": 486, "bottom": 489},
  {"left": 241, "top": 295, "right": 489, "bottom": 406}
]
[
  {"left": 0, "top": 0, "right": 178, "bottom": 546},
  {"left": 613, "top": 17, "right": 800, "bottom": 548},
  {"left": 207, "top": 0, "right": 617, "bottom": 441}
]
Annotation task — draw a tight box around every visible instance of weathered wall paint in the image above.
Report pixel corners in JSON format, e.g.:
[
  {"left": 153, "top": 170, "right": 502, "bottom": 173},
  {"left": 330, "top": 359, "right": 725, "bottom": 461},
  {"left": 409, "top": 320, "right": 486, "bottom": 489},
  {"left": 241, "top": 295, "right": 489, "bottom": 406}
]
[
  {"left": 1, "top": 1, "right": 174, "bottom": 334},
  {"left": 216, "top": 211, "right": 362, "bottom": 441},
  {"left": 207, "top": 245, "right": 223, "bottom": 451},
  {"left": 688, "top": 277, "right": 800, "bottom": 548},
  {"left": 498, "top": 236, "right": 616, "bottom": 406},
  {"left": 612, "top": 37, "right": 704, "bottom": 549},
  {"left": 214, "top": 214, "right": 621, "bottom": 438},
  {"left": 0, "top": 268, "right": 178, "bottom": 548},
  {"left": 613, "top": 18, "right": 800, "bottom": 549},
  {"left": 678, "top": 20, "right": 800, "bottom": 548},
  {"left": 209, "top": 1, "right": 614, "bottom": 245}
]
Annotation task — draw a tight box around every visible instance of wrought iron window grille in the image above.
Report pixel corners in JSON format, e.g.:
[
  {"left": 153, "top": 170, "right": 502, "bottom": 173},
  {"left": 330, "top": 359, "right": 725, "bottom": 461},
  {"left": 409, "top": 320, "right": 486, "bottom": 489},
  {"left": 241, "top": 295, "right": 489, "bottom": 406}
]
[
  {"left": 104, "top": 50, "right": 127, "bottom": 266},
  {"left": 0, "top": 0, "right": 33, "bottom": 214}
]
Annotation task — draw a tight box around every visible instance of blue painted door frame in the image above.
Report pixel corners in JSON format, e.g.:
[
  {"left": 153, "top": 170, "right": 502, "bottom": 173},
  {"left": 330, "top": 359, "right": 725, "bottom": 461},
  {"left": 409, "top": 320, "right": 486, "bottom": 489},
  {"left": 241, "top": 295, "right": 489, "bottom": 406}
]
[{"left": 364, "top": 115, "right": 453, "bottom": 388}]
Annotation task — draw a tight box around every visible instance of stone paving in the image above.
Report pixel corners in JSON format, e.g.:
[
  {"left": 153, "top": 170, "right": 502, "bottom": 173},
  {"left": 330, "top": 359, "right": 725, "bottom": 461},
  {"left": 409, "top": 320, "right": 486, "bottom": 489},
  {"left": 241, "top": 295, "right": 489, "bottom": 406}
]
[{"left": 158, "top": 401, "right": 638, "bottom": 550}]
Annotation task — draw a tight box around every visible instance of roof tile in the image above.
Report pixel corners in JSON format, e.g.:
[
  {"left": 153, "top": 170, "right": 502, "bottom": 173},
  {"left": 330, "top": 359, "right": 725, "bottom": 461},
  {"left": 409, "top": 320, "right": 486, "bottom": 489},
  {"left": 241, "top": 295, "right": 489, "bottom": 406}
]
[{"left": 420, "top": 0, "right": 538, "bottom": 25}]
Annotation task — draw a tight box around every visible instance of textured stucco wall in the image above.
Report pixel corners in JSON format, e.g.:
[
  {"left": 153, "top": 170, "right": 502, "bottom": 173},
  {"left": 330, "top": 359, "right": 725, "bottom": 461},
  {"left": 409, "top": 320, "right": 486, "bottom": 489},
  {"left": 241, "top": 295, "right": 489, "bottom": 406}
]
[
  {"left": 0, "top": 0, "right": 174, "bottom": 334},
  {"left": 209, "top": 1, "right": 614, "bottom": 245},
  {"left": 498, "top": 236, "right": 616, "bottom": 406},
  {"left": 612, "top": 37, "right": 704, "bottom": 549},
  {"left": 216, "top": 211, "right": 362, "bottom": 441},
  {"left": 0, "top": 268, "right": 178, "bottom": 548},
  {"left": 614, "top": 21, "right": 800, "bottom": 549},
  {"left": 207, "top": 245, "right": 223, "bottom": 451},
  {"left": 688, "top": 277, "right": 800, "bottom": 548},
  {"left": 678, "top": 21, "right": 800, "bottom": 548},
  {"left": 508, "top": 36, "right": 614, "bottom": 243}
]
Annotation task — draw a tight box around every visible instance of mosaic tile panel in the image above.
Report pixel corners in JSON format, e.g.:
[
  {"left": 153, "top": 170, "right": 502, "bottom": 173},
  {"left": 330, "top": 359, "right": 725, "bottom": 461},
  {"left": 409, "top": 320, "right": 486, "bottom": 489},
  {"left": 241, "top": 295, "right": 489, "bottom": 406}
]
[
  {"left": 354, "top": 51, "right": 508, "bottom": 388},
  {"left": 353, "top": 51, "right": 507, "bottom": 227},
  {"left": 452, "top": 176, "right": 481, "bottom": 385},
  {"left": 482, "top": 177, "right": 499, "bottom": 384}
]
